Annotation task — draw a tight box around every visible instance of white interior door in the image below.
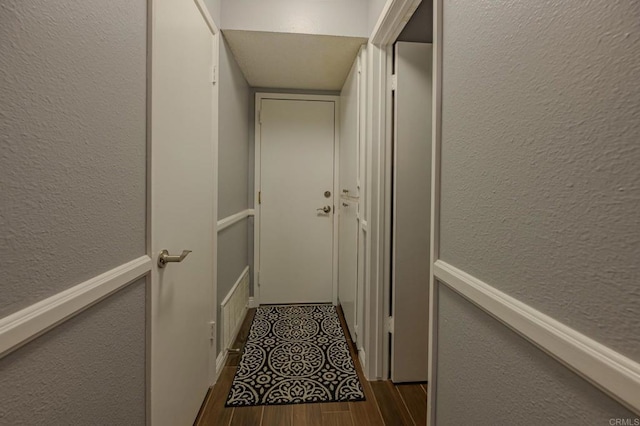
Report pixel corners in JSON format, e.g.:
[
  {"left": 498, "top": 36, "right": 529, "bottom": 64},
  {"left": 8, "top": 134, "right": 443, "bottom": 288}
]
[
  {"left": 258, "top": 97, "right": 336, "bottom": 305},
  {"left": 338, "top": 198, "right": 358, "bottom": 340},
  {"left": 338, "top": 55, "right": 361, "bottom": 341},
  {"left": 150, "top": 0, "right": 217, "bottom": 424},
  {"left": 391, "top": 42, "right": 432, "bottom": 383}
]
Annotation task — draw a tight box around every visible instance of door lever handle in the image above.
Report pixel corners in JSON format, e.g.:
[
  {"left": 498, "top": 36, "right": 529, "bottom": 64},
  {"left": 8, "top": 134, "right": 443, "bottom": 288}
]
[
  {"left": 317, "top": 206, "right": 331, "bottom": 214},
  {"left": 158, "top": 249, "right": 192, "bottom": 268}
]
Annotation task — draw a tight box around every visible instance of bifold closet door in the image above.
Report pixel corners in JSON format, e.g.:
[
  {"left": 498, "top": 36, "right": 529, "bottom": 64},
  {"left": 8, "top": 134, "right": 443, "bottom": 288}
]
[{"left": 391, "top": 42, "right": 433, "bottom": 383}]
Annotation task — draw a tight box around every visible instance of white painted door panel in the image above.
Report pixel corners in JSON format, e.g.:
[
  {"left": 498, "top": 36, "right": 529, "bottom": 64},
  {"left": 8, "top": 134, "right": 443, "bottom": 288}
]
[
  {"left": 338, "top": 56, "right": 361, "bottom": 341},
  {"left": 340, "top": 58, "right": 360, "bottom": 198},
  {"left": 338, "top": 198, "right": 358, "bottom": 340},
  {"left": 259, "top": 99, "right": 335, "bottom": 304},
  {"left": 391, "top": 42, "right": 432, "bottom": 383},
  {"left": 150, "top": 1, "right": 216, "bottom": 424}
]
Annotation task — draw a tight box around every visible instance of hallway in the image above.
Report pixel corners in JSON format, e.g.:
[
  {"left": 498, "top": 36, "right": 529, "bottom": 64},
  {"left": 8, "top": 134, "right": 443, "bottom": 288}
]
[
  {"left": 196, "top": 307, "right": 427, "bottom": 425},
  {"left": 2, "top": 0, "right": 639, "bottom": 424}
]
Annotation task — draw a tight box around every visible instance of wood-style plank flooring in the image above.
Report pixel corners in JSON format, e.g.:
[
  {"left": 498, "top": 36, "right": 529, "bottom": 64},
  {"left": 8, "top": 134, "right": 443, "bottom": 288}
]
[{"left": 195, "top": 307, "right": 427, "bottom": 426}]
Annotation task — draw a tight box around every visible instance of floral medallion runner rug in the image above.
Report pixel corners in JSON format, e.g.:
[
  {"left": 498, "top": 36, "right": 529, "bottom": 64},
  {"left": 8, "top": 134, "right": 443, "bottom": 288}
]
[{"left": 225, "top": 304, "right": 366, "bottom": 407}]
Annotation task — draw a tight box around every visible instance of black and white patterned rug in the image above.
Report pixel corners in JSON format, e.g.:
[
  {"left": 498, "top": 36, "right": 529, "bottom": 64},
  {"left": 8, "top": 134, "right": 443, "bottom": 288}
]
[{"left": 225, "top": 304, "right": 366, "bottom": 407}]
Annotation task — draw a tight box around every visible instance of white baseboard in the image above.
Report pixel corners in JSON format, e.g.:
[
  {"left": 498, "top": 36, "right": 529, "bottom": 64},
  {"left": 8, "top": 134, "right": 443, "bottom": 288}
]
[
  {"left": 215, "top": 349, "right": 228, "bottom": 380},
  {"left": 358, "top": 348, "right": 366, "bottom": 370},
  {"left": 0, "top": 255, "right": 152, "bottom": 358},
  {"left": 434, "top": 259, "right": 640, "bottom": 415},
  {"left": 248, "top": 297, "right": 259, "bottom": 308}
]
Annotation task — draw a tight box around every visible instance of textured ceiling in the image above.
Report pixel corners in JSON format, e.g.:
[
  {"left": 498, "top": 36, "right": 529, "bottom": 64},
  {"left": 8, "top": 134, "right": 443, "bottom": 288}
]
[{"left": 222, "top": 30, "right": 367, "bottom": 91}]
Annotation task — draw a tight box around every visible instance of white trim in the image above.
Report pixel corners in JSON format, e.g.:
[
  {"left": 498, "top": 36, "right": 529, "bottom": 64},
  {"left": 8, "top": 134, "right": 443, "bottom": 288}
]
[
  {"left": 193, "top": 0, "right": 218, "bottom": 35},
  {"left": 253, "top": 92, "right": 341, "bottom": 307},
  {"left": 220, "top": 266, "right": 250, "bottom": 307},
  {"left": 434, "top": 260, "right": 640, "bottom": 416},
  {"left": 253, "top": 92, "right": 262, "bottom": 306},
  {"left": 0, "top": 256, "right": 152, "bottom": 358},
  {"left": 208, "top": 27, "right": 221, "bottom": 387},
  {"left": 145, "top": 0, "right": 153, "bottom": 420},
  {"left": 333, "top": 98, "right": 341, "bottom": 306},
  {"left": 361, "top": 42, "right": 390, "bottom": 381},
  {"left": 370, "top": 0, "right": 422, "bottom": 45},
  {"left": 428, "top": 0, "right": 443, "bottom": 423},
  {"left": 381, "top": 44, "right": 394, "bottom": 381},
  {"left": 362, "top": 0, "right": 425, "bottom": 381},
  {"left": 217, "top": 209, "right": 255, "bottom": 232}
]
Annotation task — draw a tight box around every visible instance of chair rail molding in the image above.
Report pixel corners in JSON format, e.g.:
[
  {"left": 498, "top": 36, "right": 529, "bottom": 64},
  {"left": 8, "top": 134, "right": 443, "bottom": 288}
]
[
  {"left": 434, "top": 260, "right": 640, "bottom": 416},
  {"left": 0, "top": 255, "right": 152, "bottom": 358},
  {"left": 217, "top": 209, "right": 255, "bottom": 232}
]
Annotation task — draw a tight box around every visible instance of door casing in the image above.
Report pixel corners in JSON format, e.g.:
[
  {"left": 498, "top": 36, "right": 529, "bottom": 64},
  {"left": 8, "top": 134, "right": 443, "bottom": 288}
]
[
  {"left": 147, "top": 0, "right": 219, "bottom": 423},
  {"left": 253, "top": 93, "right": 340, "bottom": 306}
]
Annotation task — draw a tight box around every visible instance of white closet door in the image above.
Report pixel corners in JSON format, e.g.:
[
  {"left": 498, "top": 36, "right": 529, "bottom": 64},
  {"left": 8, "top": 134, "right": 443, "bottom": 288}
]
[
  {"left": 391, "top": 42, "right": 432, "bottom": 383},
  {"left": 339, "top": 198, "right": 358, "bottom": 340}
]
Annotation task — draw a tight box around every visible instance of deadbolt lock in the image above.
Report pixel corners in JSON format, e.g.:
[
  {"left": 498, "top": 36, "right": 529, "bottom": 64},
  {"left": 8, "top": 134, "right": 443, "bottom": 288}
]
[{"left": 324, "top": 191, "right": 331, "bottom": 198}]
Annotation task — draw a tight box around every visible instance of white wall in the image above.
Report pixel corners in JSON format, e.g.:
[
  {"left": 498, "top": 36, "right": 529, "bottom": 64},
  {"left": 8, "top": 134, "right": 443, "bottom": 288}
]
[{"left": 221, "top": 0, "right": 369, "bottom": 37}]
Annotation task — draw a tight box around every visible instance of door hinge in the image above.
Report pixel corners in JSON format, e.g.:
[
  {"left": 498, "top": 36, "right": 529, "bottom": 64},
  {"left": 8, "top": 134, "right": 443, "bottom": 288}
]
[
  {"left": 386, "top": 316, "right": 394, "bottom": 334},
  {"left": 209, "top": 321, "right": 216, "bottom": 341},
  {"left": 390, "top": 74, "right": 397, "bottom": 91},
  {"left": 256, "top": 271, "right": 260, "bottom": 287},
  {"left": 258, "top": 109, "right": 262, "bottom": 125},
  {"left": 258, "top": 191, "right": 261, "bottom": 204},
  {"left": 211, "top": 65, "right": 217, "bottom": 85}
]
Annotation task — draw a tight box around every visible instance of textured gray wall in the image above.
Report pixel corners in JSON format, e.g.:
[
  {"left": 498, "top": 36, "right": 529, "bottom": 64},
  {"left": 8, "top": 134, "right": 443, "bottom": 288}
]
[
  {"left": 219, "top": 36, "right": 250, "bottom": 219},
  {"left": 439, "top": 0, "right": 640, "bottom": 361},
  {"left": 0, "top": 0, "right": 147, "bottom": 423},
  {"left": 0, "top": 0, "right": 147, "bottom": 317},
  {"left": 436, "top": 0, "right": 640, "bottom": 422},
  {"left": 217, "top": 36, "right": 250, "bottom": 354},
  {"left": 0, "top": 279, "right": 146, "bottom": 425},
  {"left": 436, "top": 285, "right": 637, "bottom": 425}
]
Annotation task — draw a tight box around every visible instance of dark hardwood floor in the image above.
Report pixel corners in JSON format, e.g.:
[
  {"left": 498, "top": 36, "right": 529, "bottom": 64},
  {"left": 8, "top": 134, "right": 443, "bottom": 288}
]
[{"left": 195, "top": 307, "right": 427, "bottom": 426}]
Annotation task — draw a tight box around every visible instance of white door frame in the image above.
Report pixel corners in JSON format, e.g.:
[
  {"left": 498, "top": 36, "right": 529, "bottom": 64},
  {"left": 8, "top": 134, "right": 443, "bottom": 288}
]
[
  {"left": 428, "top": 1, "right": 442, "bottom": 424},
  {"left": 192, "top": 0, "right": 220, "bottom": 386},
  {"left": 253, "top": 93, "right": 341, "bottom": 307},
  {"left": 146, "top": 0, "right": 220, "bottom": 421},
  {"left": 360, "top": 0, "right": 424, "bottom": 383}
]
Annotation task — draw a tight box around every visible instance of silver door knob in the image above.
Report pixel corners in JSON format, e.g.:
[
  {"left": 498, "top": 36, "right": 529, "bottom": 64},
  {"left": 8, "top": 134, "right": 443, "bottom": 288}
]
[
  {"left": 317, "top": 206, "right": 331, "bottom": 214},
  {"left": 158, "top": 249, "right": 192, "bottom": 268}
]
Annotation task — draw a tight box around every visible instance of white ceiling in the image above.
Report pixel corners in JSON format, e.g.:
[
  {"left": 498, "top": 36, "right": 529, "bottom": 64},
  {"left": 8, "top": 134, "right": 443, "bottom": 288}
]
[{"left": 222, "top": 30, "right": 368, "bottom": 91}]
